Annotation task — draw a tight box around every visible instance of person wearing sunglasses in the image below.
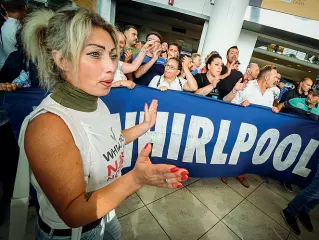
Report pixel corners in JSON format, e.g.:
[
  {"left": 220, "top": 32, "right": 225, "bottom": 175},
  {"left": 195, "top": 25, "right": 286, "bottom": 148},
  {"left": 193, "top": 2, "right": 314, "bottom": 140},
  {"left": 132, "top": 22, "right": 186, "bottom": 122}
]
[
  {"left": 148, "top": 57, "right": 197, "bottom": 92},
  {"left": 273, "top": 88, "right": 319, "bottom": 122}
]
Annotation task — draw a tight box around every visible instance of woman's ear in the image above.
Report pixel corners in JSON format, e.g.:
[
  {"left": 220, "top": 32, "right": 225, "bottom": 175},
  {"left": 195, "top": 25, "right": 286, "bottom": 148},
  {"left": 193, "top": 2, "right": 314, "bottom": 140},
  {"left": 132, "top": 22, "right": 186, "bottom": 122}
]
[{"left": 52, "top": 50, "right": 70, "bottom": 72}]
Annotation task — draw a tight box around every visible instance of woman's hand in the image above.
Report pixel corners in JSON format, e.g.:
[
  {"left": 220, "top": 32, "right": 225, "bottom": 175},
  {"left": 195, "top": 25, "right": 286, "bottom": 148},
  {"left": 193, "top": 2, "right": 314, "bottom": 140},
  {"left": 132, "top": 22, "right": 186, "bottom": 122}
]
[
  {"left": 143, "top": 100, "right": 158, "bottom": 129},
  {"left": 159, "top": 86, "right": 168, "bottom": 92},
  {"left": 0, "top": 83, "right": 20, "bottom": 92},
  {"left": 182, "top": 56, "right": 192, "bottom": 70},
  {"left": 233, "top": 78, "right": 247, "bottom": 92},
  {"left": 124, "top": 50, "right": 133, "bottom": 63},
  {"left": 121, "top": 80, "right": 136, "bottom": 89},
  {"left": 131, "top": 143, "right": 189, "bottom": 189}
]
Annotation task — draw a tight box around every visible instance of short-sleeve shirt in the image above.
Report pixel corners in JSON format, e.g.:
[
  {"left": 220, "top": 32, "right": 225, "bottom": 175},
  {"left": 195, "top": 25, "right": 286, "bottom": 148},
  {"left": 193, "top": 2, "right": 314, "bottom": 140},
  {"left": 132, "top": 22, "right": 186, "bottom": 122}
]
[
  {"left": 231, "top": 80, "right": 274, "bottom": 108},
  {"left": 0, "top": 18, "right": 20, "bottom": 70},
  {"left": 132, "top": 54, "right": 167, "bottom": 86},
  {"left": 218, "top": 66, "right": 243, "bottom": 100},
  {"left": 285, "top": 98, "right": 319, "bottom": 121},
  {"left": 280, "top": 87, "right": 306, "bottom": 103},
  {"left": 194, "top": 73, "right": 220, "bottom": 98},
  {"left": 148, "top": 75, "right": 186, "bottom": 91}
]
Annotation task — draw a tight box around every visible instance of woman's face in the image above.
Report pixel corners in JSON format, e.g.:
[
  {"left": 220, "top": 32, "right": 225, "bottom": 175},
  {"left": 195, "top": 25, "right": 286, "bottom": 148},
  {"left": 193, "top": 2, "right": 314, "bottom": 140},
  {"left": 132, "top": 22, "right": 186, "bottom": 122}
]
[
  {"left": 162, "top": 42, "right": 168, "bottom": 51},
  {"left": 65, "top": 27, "right": 117, "bottom": 97},
  {"left": 208, "top": 58, "right": 223, "bottom": 77},
  {"left": 164, "top": 59, "right": 180, "bottom": 79},
  {"left": 168, "top": 45, "right": 179, "bottom": 59}
]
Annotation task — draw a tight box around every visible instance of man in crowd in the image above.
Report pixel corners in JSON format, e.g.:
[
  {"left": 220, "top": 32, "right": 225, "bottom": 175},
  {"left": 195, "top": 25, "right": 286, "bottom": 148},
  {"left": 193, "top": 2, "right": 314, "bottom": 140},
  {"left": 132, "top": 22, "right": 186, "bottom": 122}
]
[
  {"left": 280, "top": 152, "right": 319, "bottom": 234},
  {"left": 191, "top": 53, "right": 201, "bottom": 75},
  {"left": 230, "top": 65, "right": 279, "bottom": 107},
  {"left": 280, "top": 77, "right": 313, "bottom": 105},
  {"left": 133, "top": 31, "right": 165, "bottom": 86},
  {"left": 167, "top": 42, "right": 181, "bottom": 59},
  {"left": 218, "top": 46, "right": 244, "bottom": 100},
  {"left": 123, "top": 25, "right": 138, "bottom": 50},
  {"left": 222, "top": 63, "right": 260, "bottom": 103},
  {"left": 221, "top": 65, "right": 279, "bottom": 188},
  {"left": 0, "top": 0, "right": 26, "bottom": 70},
  {"left": 273, "top": 88, "right": 319, "bottom": 121},
  {"left": 0, "top": 0, "right": 26, "bottom": 225}
]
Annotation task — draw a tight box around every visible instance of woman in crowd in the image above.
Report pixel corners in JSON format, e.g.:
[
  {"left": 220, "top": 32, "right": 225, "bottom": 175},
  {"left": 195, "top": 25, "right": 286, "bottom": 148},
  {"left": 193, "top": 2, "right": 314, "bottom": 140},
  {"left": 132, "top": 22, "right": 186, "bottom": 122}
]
[
  {"left": 148, "top": 57, "right": 197, "bottom": 92},
  {"left": 194, "top": 54, "right": 223, "bottom": 98},
  {"left": 14, "top": 7, "right": 188, "bottom": 240},
  {"left": 167, "top": 42, "right": 180, "bottom": 59}
]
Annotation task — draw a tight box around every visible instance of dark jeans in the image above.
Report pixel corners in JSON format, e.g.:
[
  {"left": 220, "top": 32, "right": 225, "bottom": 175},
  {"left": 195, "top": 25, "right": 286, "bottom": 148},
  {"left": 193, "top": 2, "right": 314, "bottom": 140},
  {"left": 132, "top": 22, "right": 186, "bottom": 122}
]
[
  {"left": 286, "top": 165, "right": 319, "bottom": 216},
  {"left": 0, "top": 122, "right": 19, "bottom": 204}
]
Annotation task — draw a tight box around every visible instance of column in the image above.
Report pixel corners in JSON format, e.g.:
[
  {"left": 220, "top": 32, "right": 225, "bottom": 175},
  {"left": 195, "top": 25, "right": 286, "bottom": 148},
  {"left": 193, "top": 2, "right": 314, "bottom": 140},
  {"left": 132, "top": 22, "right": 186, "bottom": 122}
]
[
  {"left": 200, "top": 0, "right": 249, "bottom": 61},
  {"left": 236, "top": 29, "right": 258, "bottom": 72},
  {"left": 97, "top": 0, "right": 116, "bottom": 24}
]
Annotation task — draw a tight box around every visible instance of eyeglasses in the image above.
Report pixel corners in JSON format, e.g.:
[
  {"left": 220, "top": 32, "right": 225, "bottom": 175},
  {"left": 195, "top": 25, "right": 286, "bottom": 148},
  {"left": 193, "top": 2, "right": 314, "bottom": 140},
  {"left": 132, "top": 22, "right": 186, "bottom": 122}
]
[{"left": 165, "top": 64, "right": 178, "bottom": 70}]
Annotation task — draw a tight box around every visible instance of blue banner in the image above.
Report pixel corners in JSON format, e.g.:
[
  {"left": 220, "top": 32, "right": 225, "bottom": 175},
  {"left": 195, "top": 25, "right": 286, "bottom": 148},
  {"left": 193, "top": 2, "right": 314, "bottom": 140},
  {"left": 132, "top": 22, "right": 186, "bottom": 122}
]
[{"left": 3, "top": 86, "right": 319, "bottom": 185}]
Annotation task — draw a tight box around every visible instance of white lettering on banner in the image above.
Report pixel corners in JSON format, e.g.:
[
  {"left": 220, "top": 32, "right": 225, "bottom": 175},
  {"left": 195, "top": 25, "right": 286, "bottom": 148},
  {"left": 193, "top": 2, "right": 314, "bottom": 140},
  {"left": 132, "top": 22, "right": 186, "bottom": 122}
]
[
  {"left": 167, "top": 113, "right": 186, "bottom": 160},
  {"left": 293, "top": 139, "right": 319, "bottom": 177},
  {"left": 139, "top": 112, "right": 169, "bottom": 158},
  {"left": 112, "top": 112, "right": 318, "bottom": 178},
  {"left": 252, "top": 129, "right": 280, "bottom": 165},
  {"left": 210, "top": 120, "right": 231, "bottom": 164},
  {"left": 229, "top": 123, "right": 258, "bottom": 165},
  {"left": 273, "top": 134, "right": 302, "bottom": 171},
  {"left": 182, "top": 116, "right": 214, "bottom": 163},
  {"left": 123, "top": 112, "right": 137, "bottom": 168}
]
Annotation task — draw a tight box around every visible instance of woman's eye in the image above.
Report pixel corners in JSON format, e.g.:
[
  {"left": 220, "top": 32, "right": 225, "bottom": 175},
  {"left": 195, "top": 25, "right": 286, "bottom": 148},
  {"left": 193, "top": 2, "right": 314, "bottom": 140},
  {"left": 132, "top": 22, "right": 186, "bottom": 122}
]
[
  {"left": 88, "top": 52, "right": 100, "bottom": 58},
  {"left": 111, "top": 54, "right": 118, "bottom": 60}
]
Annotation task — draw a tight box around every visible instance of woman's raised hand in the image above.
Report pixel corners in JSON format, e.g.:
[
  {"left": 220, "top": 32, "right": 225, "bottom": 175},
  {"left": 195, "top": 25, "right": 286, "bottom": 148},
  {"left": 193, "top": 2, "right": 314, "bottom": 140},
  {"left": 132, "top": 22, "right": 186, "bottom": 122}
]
[{"left": 131, "top": 143, "right": 189, "bottom": 189}]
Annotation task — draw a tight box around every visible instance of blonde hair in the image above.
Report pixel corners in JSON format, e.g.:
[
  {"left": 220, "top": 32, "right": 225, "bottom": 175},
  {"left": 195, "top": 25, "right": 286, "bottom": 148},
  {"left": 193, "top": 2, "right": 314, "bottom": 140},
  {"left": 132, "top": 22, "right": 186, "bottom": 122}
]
[{"left": 22, "top": 7, "right": 118, "bottom": 90}]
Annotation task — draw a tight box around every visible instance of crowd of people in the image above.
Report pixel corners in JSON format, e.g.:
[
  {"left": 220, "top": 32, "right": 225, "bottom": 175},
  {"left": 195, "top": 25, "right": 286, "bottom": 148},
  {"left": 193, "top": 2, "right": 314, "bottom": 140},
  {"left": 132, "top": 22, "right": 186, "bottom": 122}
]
[{"left": 0, "top": 0, "right": 318, "bottom": 239}]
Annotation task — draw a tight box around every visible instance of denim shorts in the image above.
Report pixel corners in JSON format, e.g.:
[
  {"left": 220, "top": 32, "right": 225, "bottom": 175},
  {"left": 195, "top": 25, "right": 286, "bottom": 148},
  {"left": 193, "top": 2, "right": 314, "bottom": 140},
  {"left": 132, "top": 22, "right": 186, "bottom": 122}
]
[{"left": 35, "top": 215, "right": 121, "bottom": 240}]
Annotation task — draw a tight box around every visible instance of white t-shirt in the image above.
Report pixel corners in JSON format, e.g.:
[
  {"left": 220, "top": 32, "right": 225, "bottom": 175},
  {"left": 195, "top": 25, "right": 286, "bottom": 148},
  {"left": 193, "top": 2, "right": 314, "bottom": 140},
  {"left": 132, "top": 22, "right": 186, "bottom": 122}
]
[
  {"left": 0, "top": 17, "right": 20, "bottom": 70},
  {"left": 113, "top": 61, "right": 127, "bottom": 82},
  {"left": 232, "top": 80, "right": 275, "bottom": 108},
  {"left": 148, "top": 75, "right": 186, "bottom": 91}
]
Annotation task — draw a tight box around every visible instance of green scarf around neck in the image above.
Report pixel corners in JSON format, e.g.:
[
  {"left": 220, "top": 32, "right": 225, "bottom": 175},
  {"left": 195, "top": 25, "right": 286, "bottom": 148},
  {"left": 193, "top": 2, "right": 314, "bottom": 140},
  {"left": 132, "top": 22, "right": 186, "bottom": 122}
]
[{"left": 51, "top": 82, "right": 98, "bottom": 112}]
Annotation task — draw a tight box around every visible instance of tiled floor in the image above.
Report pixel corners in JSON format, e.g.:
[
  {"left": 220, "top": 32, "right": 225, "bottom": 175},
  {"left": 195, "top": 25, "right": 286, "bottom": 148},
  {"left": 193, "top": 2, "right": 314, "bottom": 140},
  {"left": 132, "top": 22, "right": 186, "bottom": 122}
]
[{"left": 1, "top": 175, "right": 319, "bottom": 240}]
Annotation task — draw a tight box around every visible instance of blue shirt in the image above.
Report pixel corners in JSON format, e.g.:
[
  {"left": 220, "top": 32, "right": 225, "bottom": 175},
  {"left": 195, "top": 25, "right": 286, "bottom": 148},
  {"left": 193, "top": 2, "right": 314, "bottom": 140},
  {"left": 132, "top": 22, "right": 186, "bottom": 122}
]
[{"left": 132, "top": 54, "right": 167, "bottom": 86}]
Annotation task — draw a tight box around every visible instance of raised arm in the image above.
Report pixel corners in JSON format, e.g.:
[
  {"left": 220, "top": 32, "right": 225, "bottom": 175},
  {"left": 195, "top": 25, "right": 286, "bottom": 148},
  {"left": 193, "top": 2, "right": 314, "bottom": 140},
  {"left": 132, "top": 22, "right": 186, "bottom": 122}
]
[
  {"left": 121, "top": 42, "right": 153, "bottom": 74},
  {"left": 134, "top": 47, "right": 162, "bottom": 79},
  {"left": 181, "top": 57, "right": 198, "bottom": 92}
]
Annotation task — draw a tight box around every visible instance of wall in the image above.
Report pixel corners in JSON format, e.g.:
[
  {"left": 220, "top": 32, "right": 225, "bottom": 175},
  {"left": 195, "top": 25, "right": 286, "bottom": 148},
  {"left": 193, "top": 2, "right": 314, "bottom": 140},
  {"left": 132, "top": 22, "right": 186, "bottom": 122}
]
[
  {"left": 236, "top": 29, "right": 259, "bottom": 72},
  {"left": 133, "top": 0, "right": 212, "bottom": 17}
]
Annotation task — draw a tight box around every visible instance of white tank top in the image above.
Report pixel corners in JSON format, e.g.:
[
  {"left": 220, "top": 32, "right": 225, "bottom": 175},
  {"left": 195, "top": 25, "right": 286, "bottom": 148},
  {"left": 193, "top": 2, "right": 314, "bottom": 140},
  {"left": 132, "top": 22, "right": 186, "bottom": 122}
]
[{"left": 18, "top": 95, "right": 125, "bottom": 229}]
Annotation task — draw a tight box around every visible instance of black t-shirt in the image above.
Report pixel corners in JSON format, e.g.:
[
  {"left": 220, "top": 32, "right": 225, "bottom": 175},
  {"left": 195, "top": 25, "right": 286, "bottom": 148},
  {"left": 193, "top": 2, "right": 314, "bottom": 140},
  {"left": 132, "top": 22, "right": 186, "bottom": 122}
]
[
  {"left": 194, "top": 73, "right": 219, "bottom": 98},
  {"left": 280, "top": 88, "right": 307, "bottom": 114},
  {"left": 280, "top": 88, "right": 307, "bottom": 103},
  {"left": 218, "top": 65, "right": 243, "bottom": 100}
]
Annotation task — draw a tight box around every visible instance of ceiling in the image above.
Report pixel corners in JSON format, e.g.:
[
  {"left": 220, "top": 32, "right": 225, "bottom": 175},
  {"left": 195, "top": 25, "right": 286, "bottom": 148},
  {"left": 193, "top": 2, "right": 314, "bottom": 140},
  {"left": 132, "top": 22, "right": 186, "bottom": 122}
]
[{"left": 251, "top": 50, "right": 319, "bottom": 82}]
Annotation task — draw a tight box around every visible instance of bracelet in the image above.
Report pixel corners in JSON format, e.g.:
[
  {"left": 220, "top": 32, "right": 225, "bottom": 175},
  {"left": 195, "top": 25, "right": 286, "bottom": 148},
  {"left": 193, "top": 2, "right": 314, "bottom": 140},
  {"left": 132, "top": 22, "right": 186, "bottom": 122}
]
[
  {"left": 140, "top": 49, "right": 146, "bottom": 55},
  {"left": 231, "top": 89, "right": 237, "bottom": 94}
]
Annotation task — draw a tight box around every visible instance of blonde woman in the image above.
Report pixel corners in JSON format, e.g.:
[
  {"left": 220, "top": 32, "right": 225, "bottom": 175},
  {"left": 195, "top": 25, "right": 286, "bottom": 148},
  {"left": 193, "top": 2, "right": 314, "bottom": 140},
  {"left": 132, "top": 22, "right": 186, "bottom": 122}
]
[{"left": 12, "top": 7, "right": 188, "bottom": 240}]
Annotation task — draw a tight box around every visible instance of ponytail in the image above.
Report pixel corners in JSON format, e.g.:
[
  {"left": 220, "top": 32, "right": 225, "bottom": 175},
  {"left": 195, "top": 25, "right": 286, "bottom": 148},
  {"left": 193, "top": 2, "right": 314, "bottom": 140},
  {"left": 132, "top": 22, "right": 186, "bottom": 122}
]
[
  {"left": 22, "top": 9, "right": 55, "bottom": 89},
  {"left": 22, "top": 7, "right": 118, "bottom": 90}
]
